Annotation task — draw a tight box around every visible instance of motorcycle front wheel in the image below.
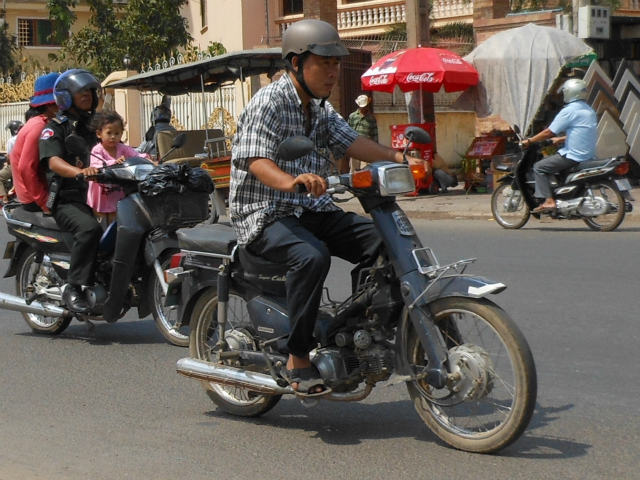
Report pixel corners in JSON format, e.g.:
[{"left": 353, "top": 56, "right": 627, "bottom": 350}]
[
  {"left": 404, "top": 297, "right": 537, "bottom": 453},
  {"left": 15, "top": 247, "right": 71, "bottom": 335},
  {"left": 582, "top": 181, "right": 625, "bottom": 232},
  {"left": 491, "top": 183, "right": 530, "bottom": 229},
  {"left": 150, "top": 251, "right": 189, "bottom": 346},
  {"left": 189, "top": 287, "right": 281, "bottom": 417}
]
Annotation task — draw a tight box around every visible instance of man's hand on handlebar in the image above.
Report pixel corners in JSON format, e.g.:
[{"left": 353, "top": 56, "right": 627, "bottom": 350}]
[
  {"left": 79, "top": 166, "right": 100, "bottom": 178},
  {"left": 292, "top": 173, "right": 327, "bottom": 197}
]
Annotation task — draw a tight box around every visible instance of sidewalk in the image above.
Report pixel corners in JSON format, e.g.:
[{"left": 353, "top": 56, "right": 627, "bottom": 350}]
[{"left": 339, "top": 185, "right": 640, "bottom": 222}]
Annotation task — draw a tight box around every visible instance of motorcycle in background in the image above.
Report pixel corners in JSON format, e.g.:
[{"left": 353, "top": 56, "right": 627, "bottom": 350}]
[
  {"left": 164, "top": 128, "right": 538, "bottom": 453},
  {"left": 491, "top": 126, "right": 634, "bottom": 231},
  {"left": 0, "top": 133, "right": 211, "bottom": 346}
]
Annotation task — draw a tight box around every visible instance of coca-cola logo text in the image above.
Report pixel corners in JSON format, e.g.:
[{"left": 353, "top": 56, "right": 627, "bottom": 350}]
[
  {"left": 442, "top": 57, "right": 463, "bottom": 65},
  {"left": 406, "top": 72, "right": 435, "bottom": 83},
  {"left": 368, "top": 75, "right": 389, "bottom": 85}
]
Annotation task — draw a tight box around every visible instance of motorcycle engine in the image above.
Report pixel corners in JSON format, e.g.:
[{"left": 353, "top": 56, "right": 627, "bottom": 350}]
[
  {"left": 576, "top": 195, "right": 610, "bottom": 216},
  {"left": 313, "top": 342, "right": 394, "bottom": 392}
]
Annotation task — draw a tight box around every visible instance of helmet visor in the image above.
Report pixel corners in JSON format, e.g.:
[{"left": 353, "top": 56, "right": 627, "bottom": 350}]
[{"left": 308, "top": 42, "right": 350, "bottom": 58}]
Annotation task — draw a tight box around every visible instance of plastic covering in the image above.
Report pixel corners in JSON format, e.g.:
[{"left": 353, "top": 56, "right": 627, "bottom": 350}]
[
  {"left": 454, "top": 24, "right": 593, "bottom": 133},
  {"left": 138, "top": 163, "right": 214, "bottom": 196}
]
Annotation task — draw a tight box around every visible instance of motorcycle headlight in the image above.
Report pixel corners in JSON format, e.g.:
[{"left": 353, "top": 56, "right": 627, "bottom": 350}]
[
  {"left": 133, "top": 164, "right": 155, "bottom": 180},
  {"left": 377, "top": 163, "right": 415, "bottom": 196}
]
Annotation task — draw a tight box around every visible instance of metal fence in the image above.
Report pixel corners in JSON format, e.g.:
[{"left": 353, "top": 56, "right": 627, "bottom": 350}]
[
  {"left": 139, "top": 85, "right": 238, "bottom": 137},
  {"left": 0, "top": 101, "right": 29, "bottom": 152}
]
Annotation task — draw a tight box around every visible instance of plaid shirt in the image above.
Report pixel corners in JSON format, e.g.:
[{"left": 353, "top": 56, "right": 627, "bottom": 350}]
[{"left": 230, "top": 74, "right": 358, "bottom": 245}]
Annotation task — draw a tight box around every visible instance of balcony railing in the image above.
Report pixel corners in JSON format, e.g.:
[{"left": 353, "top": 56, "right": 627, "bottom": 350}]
[
  {"left": 432, "top": 0, "right": 473, "bottom": 21},
  {"left": 337, "top": 1, "right": 406, "bottom": 31},
  {"left": 275, "top": 1, "right": 473, "bottom": 38}
]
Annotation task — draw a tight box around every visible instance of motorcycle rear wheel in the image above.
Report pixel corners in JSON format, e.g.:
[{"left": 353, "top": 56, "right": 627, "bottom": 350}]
[
  {"left": 189, "top": 287, "right": 281, "bottom": 416},
  {"left": 404, "top": 297, "right": 537, "bottom": 453},
  {"left": 491, "top": 183, "right": 530, "bottom": 229},
  {"left": 15, "top": 247, "right": 71, "bottom": 335},
  {"left": 582, "top": 181, "right": 625, "bottom": 232}
]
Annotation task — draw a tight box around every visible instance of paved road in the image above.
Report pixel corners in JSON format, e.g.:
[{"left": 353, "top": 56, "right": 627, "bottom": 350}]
[{"left": 0, "top": 219, "right": 638, "bottom": 480}]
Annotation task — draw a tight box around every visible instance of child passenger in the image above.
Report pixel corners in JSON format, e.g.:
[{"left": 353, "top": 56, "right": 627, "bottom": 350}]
[{"left": 87, "top": 111, "right": 151, "bottom": 225}]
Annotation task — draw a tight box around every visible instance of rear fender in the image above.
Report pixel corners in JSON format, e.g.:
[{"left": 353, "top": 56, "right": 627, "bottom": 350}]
[{"left": 3, "top": 240, "right": 29, "bottom": 278}]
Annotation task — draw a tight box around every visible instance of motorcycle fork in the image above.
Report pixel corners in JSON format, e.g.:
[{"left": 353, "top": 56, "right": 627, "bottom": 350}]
[{"left": 367, "top": 203, "right": 450, "bottom": 389}]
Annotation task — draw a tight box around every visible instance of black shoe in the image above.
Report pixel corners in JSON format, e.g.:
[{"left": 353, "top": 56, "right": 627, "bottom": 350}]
[{"left": 62, "top": 284, "right": 90, "bottom": 313}]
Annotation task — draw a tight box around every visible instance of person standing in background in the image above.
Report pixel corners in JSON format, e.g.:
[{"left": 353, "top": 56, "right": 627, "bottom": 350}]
[{"left": 347, "top": 94, "right": 378, "bottom": 172}]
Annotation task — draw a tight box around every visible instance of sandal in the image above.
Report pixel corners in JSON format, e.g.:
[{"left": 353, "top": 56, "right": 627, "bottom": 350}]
[
  {"left": 280, "top": 365, "right": 331, "bottom": 398},
  {"left": 532, "top": 205, "right": 556, "bottom": 214}
]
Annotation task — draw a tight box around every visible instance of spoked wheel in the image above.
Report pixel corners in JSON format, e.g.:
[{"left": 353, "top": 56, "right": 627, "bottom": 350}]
[
  {"left": 491, "top": 183, "right": 530, "bottom": 229},
  {"left": 404, "top": 297, "right": 537, "bottom": 453},
  {"left": 189, "top": 287, "right": 281, "bottom": 416},
  {"left": 150, "top": 251, "right": 189, "bottom": 346},
  {"left": 15, "top": 247, "right": 71, "bottom": 335},
  {"left": 582, "top": 182, "right": 625, "bottom": 232}
]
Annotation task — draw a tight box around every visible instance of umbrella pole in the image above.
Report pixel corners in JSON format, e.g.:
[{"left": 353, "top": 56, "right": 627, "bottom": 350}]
[
  {"left": 200, "top": 74, "right": 210, "bottom": 144},
  {"left": 420, "top": 86, "right": 424, "bottom": 124}
]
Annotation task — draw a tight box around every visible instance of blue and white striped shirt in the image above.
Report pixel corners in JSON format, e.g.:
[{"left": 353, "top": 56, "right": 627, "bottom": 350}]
[{"left": 230, "top": 73, "right": 358, "bottom": 245}]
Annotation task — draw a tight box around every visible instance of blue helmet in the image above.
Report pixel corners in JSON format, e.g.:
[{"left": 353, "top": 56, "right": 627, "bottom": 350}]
[{"left": 53, "top": 69, "right": 101, "bottom": 111}]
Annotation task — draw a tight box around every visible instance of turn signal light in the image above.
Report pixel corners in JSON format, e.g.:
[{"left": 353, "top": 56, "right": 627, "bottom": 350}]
[
  {"left": 351, "top": 170, "right": 374, "bottom": 189},
  {"left": 169, "top": 252, "right": 185, "bottom": 269},
  {"left": 615, "top": 161, "right": 630, "bottom": 176}
]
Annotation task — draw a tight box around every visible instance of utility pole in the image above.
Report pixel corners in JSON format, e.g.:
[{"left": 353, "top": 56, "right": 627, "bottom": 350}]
[
  {"left": 405, "top": 0, "right": 435, "bottom": 123},
  {"left": 572, "top": 0, "right": 589, "bottom": 36}
]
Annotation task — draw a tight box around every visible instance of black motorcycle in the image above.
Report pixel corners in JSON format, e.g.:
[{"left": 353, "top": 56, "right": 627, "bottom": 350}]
[
  {"left": 0, "top": 133, "right": 211, "bottom": 346},
  {"left": 491, "top": 130, "right": 634, "bottom": 231},
  {"left": 164, "top": 128, "right": 537, "bottom": 453}
]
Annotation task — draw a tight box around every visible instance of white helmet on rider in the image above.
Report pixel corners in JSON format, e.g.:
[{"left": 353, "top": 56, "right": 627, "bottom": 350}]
[{"left": 559, "top": 78, "right": 588, "bottom": 104}]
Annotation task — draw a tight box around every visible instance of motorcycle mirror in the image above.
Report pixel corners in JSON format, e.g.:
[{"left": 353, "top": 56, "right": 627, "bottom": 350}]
[
  {"left": 404, "top": 126, "right": 431, "bottom": 145},
  {"left": 277, "top": 136, "right": 314, "bottom": 162},
  {"left": 65, "top": 134, "right": 89, "bottom": 157},
  {"left": 172, "top": 132, "right": 187, "bottom": 149}
]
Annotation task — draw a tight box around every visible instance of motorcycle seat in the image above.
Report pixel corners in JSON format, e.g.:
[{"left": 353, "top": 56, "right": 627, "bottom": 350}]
[
  {"left": 8, "top": 206, "right": 60, "bottom": 231},
  {"left": 568, "top": 157, "right": 616, "bottom": 172},
  {"left": 176, "top": 223, "right": 237, "bottom": 256}
]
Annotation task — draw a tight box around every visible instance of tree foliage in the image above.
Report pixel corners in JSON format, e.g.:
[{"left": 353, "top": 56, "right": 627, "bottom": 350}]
[
  {"left": 49, "top": 0, "right": 192, "bottom": 79},
  {"left": 0, "top": 9, "right": 18, "bottom": 75}
]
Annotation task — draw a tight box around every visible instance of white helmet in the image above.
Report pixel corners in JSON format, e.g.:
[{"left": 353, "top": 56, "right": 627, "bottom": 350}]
[{"left": 559, "top": 78, "right": 588, "bottom": 104}]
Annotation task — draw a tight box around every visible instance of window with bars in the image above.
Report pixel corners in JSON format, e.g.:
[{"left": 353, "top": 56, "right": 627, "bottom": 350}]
[
  {"left": 17, "top": 18, "right": 63, "bottom": 47},
  {"left": 283, "top": 0, "right": 303, "bottom": 16}
]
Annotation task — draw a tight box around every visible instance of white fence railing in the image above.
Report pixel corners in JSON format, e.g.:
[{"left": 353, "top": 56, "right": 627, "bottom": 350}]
[
  {"left": 0, "top": 101, "right": 29, "bottom": 152},
  {"left": 139, "top": 85, "right": 237, "bottom": 138}
]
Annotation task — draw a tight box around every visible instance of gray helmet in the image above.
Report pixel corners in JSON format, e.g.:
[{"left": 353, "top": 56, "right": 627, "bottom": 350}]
[
  {"left": 54, "top": 68, "right": 101, "bottom": 111},
  {"left": 281, "top": 19, "right": 349, "bottom": 60},
  {"left": 5, "top": 120, "right": 23, "bottom": 136},
  {"left": 559, "top": 78, "right": 588, "bottom": 104}
]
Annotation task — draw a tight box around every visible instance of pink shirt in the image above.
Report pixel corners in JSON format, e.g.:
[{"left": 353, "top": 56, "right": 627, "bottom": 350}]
[
  {"left": 86, "top": 142, "right": 144, "bottom": 213},
  {"left": 10, "top": 115, "right": 49, "bottom": 209}
]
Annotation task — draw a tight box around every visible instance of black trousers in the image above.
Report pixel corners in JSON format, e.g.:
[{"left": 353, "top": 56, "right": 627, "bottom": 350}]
[
  {"left": 248, "top": 210, "right": 382, "bottom": 357},
  {"left": 53, "top": 201, "right": 102, "bottom": 286}
]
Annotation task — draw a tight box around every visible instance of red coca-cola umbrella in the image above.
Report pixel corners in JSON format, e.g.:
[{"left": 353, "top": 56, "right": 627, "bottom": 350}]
[{"left": 361, "top": 46, "right": 479, "bottom": 93}]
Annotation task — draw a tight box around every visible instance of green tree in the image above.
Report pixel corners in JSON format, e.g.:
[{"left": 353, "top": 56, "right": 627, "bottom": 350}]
[
  {"left": 0, "top": 9, "right": 18, "bottom": 75},
  {"left": 50, "top": 0, "right": 192, "bottom": 79}
]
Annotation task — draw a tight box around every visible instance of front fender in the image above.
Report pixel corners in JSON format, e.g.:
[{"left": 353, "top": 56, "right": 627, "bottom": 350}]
[
  {"left": 420, "top": 274, "right": 506, "bottom": 304},
  {"left": 395, "top": 274, "right": 506, "bottom": 376}
]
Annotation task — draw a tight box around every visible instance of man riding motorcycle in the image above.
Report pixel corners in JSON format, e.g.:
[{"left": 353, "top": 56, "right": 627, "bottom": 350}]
[
  {"left": 39, "top": 69, "right": 102, "bottom": 313},
  {"left": 230, "top": 19, "right": 425, "bottom": 394},
  {"left": 521, "top": 78, "right": 597, "bottom": 213}
]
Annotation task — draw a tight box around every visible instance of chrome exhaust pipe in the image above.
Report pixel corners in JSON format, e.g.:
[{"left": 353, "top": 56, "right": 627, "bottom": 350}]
[
  {"left": 176, "top": 357, "right": 294, "bottom": 395},
  {"left": 0, "top": 291, "right": 67, "bottom": 318}
]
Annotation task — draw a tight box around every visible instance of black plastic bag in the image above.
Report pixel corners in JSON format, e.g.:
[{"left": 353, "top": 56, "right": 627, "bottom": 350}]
[{"left": 138, "top": 163, "right": 214, "bottom": 196}]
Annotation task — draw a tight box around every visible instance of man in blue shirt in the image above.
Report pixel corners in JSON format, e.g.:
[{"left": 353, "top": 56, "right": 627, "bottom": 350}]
[{"left": 522, "top": 78, "right": 597, "bottom": 213}]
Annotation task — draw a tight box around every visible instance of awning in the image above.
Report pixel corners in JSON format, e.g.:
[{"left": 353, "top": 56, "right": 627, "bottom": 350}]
[{"left": 104, "top": 47, "right": 286, "bottom": 94}]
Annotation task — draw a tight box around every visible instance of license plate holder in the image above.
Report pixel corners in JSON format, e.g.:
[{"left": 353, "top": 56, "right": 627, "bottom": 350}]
[{"left": 615, "top": 178, "right": 632, "bottom": 191}]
